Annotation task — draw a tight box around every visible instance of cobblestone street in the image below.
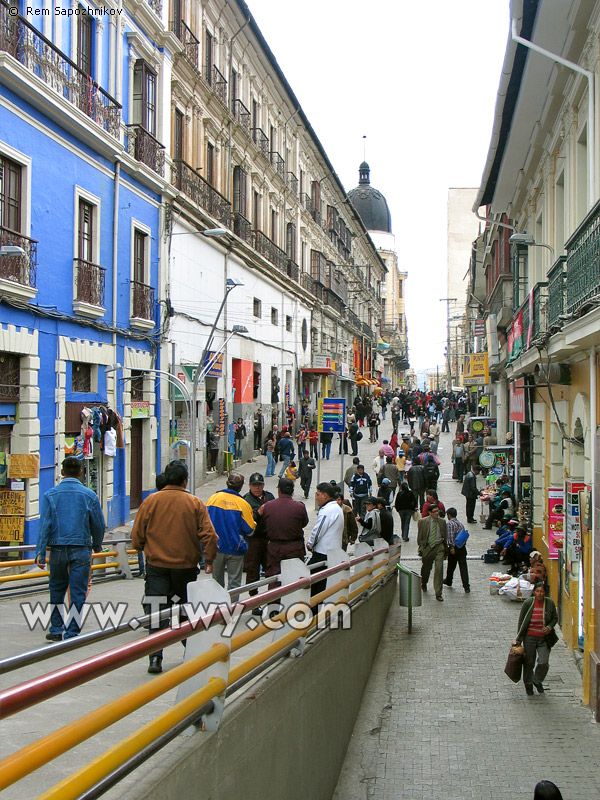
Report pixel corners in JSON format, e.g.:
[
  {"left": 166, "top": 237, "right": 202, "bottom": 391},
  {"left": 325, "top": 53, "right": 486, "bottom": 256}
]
[{"left": 333, "top": 428, "right": 600, "bottom": 800}]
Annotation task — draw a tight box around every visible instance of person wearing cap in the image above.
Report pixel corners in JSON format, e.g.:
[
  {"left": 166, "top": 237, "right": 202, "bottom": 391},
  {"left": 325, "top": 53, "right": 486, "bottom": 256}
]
[
  {"left": 356, "top": 496, "right": 381, "bottom": 546},
  {"left": 308, "top": 482, "right": 344, "bottom": 596},
  {"left": 417, "top": 503, "right": 448, "bottom": 601},
  {"left": 298, "top": 450, "right": 316, "bottom": 499},
  {"left": 243, "top": 473, "right": 275, "bottom": 610},
  {"left": 206, "top": 471, "right": 256, "bottom": 591},
  {"left": 260, "top": 477, "right": 309, "bottom": 586},
  {"left": 132, "top": 459, "right": 218, "bottom": 673}
]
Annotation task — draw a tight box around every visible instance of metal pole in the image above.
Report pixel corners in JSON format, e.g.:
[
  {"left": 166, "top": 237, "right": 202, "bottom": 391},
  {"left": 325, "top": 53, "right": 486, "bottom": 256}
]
[{"left": 170, "top": 342, "right": 175, "bottom": 450}]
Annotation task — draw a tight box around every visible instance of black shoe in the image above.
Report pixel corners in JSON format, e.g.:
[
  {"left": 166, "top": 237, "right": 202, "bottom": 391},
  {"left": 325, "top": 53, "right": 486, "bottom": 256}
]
[
  {"left": 442, "top": 579, "right": 452, "bottom": 586},
  {"left": 467, "top": 519, "right": 477, "bottom": 524},
  {"left": 464, "top": 587, "right": 471, "bottom": 593},
  {"left": 148, "top": 655, "right": 163, "bottom": 674},
  {"left": 534, "top": 682, "right": 544, "bottom": 694},
  {"left": 251, "top": 606, "right": 263, "bottom": 616},
  {"left": 525, "top": 685, "right": 534, "bottom": 696},
  {"left": 45, "top": 632, "right": 62, "bottom": 642},
  {"left": 421, "top": 583, "right": 427, "bottom": 591}
]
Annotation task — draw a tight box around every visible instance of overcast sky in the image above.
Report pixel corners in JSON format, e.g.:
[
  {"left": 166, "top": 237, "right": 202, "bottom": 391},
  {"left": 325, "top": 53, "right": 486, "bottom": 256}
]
[{"left": 246, "top": 0, "right": 510, "bottom": 373}]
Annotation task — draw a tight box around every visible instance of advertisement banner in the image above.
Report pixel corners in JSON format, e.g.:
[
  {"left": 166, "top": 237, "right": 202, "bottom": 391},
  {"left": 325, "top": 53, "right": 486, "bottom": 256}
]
[
  {"left": 527, "top": 289, "right": 534, "bottom": 349},
  {"left": 508, "top": 310, "right": 523, "bottom": 360},
  {"left": 463, "top": 353, "right": 489, "bottom": 386},
  {"left": 546, "top": 487, "right": 564, "bottom": 560},
  {"left": 566, "top": 480, "right": 585, "bottom": 571},
  {"left": 131, "top": 401, "right": 150, "bottom": 419},
  {"left": 509, "top": 378, "right": 526, "bottom": 423},
  {"left": 218, "top": 398, "right": 226, "bottom": 437}
]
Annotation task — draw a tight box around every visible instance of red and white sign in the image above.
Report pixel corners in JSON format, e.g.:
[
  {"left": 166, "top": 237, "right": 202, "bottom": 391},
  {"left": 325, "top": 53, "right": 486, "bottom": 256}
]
[
  {"left": 509, "top": 378, "right": 526, "bottom": 423},
  {"left": 546, "top": 487, "right": 564, "bottom": 560}
]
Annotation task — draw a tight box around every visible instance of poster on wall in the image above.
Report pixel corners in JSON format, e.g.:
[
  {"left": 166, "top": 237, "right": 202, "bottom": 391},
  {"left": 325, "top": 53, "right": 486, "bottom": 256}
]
[
  {"left": 546, "top": 487, "right": 564, "bottom": 560},
  {"left": 565, "top": 480, "right": 585, "bottom": 572}
]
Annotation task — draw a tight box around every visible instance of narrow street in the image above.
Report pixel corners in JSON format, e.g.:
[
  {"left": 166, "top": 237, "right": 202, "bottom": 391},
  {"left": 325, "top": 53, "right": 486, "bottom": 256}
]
[{"left": 333, "top": 425, "right": 600, "bottom": 800}]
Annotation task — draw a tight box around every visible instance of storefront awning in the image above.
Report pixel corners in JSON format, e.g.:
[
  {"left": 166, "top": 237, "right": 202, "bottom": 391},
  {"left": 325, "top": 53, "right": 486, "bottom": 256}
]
[{"left": 301, "top": 367, "right": 336, "bottom": 375}]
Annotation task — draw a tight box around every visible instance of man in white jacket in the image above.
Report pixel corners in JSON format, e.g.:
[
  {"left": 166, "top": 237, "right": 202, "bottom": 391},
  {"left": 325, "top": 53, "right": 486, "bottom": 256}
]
[{"left": 307, "top": 482, "right": 344, "bottom": 597}]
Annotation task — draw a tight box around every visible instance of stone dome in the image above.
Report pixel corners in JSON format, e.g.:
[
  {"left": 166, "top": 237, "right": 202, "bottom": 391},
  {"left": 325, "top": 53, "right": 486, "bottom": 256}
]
[{"left": 348, "top": 162, "right": 392, "bottom": 233}]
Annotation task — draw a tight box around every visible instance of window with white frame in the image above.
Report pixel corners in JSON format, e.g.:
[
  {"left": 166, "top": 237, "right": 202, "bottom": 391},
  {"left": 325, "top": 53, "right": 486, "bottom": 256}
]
[{"left": 74, "top": 189, "right": 103, "bottom": 308}]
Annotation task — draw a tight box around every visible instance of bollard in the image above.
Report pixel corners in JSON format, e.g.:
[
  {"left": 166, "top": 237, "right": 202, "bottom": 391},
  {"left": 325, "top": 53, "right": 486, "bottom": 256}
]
[{"left": 397, "top": 564, "right": 422, "bottom": 633}]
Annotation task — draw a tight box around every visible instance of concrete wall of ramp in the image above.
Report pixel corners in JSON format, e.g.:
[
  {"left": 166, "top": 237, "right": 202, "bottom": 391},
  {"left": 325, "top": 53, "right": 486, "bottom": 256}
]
[{"left": 108, "top": 578, "right": 396, "bottom": 800}]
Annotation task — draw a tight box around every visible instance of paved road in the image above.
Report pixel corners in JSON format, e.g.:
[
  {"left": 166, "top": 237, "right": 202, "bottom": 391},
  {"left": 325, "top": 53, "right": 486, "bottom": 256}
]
[{"left": 333, "top": 424, "right": 600, "bottom": 800}]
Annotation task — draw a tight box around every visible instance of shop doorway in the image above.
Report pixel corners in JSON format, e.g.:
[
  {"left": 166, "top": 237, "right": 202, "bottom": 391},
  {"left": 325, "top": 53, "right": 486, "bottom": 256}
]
[{"left": 130, "top": 420, "right": 143, "bottom": 510}]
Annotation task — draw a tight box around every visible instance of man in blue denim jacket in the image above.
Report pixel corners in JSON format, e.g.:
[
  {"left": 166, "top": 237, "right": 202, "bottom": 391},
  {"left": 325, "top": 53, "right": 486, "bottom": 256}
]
[{"left": 36, "top": 456, "right": 105, "bottom": 641}]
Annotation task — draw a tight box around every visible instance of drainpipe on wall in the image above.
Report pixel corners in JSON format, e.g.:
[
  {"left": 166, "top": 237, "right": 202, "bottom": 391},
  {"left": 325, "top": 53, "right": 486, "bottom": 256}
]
[
  {"left": 590, "top": 346, "right": 597, "bottom": 610},
  {"left": 511, "top": 18, "right": 596, "bottom": 207},
  {"left": 112, "top": 158, "right": 121, "bottom": 523}
]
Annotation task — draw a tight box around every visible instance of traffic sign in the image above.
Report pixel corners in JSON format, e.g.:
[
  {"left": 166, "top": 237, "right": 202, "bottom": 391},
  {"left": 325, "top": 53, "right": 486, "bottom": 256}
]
[{"left": 318, "top": 398, "right": 346, "bottom": 433}]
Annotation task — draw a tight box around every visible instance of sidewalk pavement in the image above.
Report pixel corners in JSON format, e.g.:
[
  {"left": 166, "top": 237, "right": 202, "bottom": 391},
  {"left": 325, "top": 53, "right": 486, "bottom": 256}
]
[{"left": 333, "top": 425, "right": 600, "bottom": 800}]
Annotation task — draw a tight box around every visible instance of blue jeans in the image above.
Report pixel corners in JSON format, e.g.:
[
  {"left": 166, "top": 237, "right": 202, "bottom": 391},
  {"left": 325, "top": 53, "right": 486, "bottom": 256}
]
[
  {"left": 278, "top": 455, "right": 291, "bottom": 477},
  {"left": 48, "top": 546, "right": 92, "bottom": 638},
  {"left": 266, "top": 451, "right": 275, "bottom": 475},
  {"left": 321, "top": 442, "right": 331, "bottom": 459},
  {"left": 235, "top": 440, "right": 243, "bottom": 458}
]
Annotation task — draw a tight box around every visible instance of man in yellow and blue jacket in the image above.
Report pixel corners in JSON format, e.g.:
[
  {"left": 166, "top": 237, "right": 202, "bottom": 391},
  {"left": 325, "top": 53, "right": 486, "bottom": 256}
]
[{"left": 206, "top": 471, "right": 256, "bottom": 590}]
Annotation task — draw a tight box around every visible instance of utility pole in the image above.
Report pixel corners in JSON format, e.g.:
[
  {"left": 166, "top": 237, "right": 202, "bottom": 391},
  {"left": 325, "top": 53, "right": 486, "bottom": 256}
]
[{"left": 439, "top": 298, "right": 457, "bottom": 389}]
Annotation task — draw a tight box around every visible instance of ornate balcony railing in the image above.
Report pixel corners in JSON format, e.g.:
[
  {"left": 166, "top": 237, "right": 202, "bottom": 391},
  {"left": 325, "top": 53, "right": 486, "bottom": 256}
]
[
  {"left": 547, "top": 256, "right": 567, "bottom": 329},
  {"left": 131, "top": 280, "right": 155, "bottom": 321},
  {"left": 300, "top": 193, "right": 313, "bottom": 214},
  {"left": 287, "top": 172, "right": 298, "bottom": 196},
  {"left": 287, "top": 259, "right": 299, "bottom": 283},
  {"left": 170, "top": 20, "right": 199, "bottom": 70},
  {"left": 0, "top": 227, "right": 37, "bottom": 288},
  {"left": 148, "top": 0, "right": 161, "bottom": 15},
  {"left": 252, "top": 231, "right": 288, "bottom": 273},
  {"left": 74, "top": 258, "right": 105, "bottom": 307},
  {"left": 270, "top": 151, "right": 285, "bottom": 180},
  {"left": 362, "top": 321, "right": 375, "bottom": 341},
  {"left": 531, "top": 281, "right": 548, "bottom": 341},
  {"left": 206, "top": 64, "right": 227, "bottom": 106},
  {"left": 0, "top": 1, "right": 121, "bottom": 137},
  {"left": 171, "top": 159, "right": 232, "bottom": 229},
  {"left": 233, "top": 212, "right": 252, "bottom": 244},
  {"left": 126, "top": 124, "right": 165, "bottom": 176},
  {"left": 565, "top": 198, "right": 600, "bottom": 315},
  {"left": 310, "top": 251, "right": 327, "bottom": 285},
  {"left": 347, "top": 309, "right": 361, "bottom": 331},
  {"left": 323, "top": 288, "right": 344, "bottom": 316},
  {"left": 251, "top": 127, "right": 270, "bottom": 159},
  {"left": 233, "top": 99, "right": 251, "bottom": 136},
  {"left": 300, "top": 272, "right": 314, "bottom": 294}
]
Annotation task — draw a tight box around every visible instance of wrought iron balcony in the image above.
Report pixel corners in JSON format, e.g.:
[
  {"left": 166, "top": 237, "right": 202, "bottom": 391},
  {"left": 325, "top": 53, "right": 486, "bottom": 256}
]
[
  {"left": 287, "top": 259, "right": 299, "bottom": 283},
  {"left": 233, "top": 212, "right": 252, "bottom": 244},
  {"left": 126, "top": 125, "right": 165, "bottom": 176},
  {"left": 170, "top": 20, "right": 199, "bottom": 70},
  {"left": 148, "top": 0, "right": 161, "bottom": 15},
  {"left": 362, "top": 321, "right": 376, "bottom": 340},
  {"left": 346, "top": 309, "right": 361, "bottom": 331},
  {"left": 0, "top": 227, "right": 37, "bottom": 288},
  {"left": 251, "top": 127, "right": 270, "bottom": 159},
  {"left": 131, "top": 280, "right": 155, "bottom": 321},
  {"left": 205, "top": 64, "right": 227, "bottom": 106},
  {"left": 270, "top": 151, "right": 285, "bottom": 180},
  {"left": 252, "top": 230, "right": 288, "bottom": 273},
  {"left": 300, "top": 193, "right": 314, "bottom": 214},
  {"left": 171, "top": 160, "right": 232, "bottom": 229},
  {"left": 233, "top": 99, "right": 251, "bottom": 136},
  {"left": 300, "top": 272, "right": 314, "bottom": 294},
  {"left": 74, "top": 258, "right": 105, "bottom": 307},
  {"left": 531, "top": 282, "right": 548, "bottom": 340},
  {"left": 323, "top": 288, "right": 344, "bottom": 316},
  {"left": 287, "top": 172, "right": 298, "bottom": 196},
  {"left": 310, "top": 251, "right": 327, "bottom": 285},
  {"left": 565, "top": 198, "right": 600, "bottom": 316},
  {"left": 0, "top": 1, "right": 121, "bottom": 137},
  {"left": 547, "top": 256, "right": 567, "bottom": 329}
]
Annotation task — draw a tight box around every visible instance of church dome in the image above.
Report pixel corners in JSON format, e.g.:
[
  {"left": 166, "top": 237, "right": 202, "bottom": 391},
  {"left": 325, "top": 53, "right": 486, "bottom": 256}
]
[{"left": 348, "top": 162, "right": 392, "bottom": 233}]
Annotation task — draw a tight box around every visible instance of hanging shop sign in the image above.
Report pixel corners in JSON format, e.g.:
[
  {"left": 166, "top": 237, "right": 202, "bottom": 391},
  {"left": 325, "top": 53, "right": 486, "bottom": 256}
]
[
  {"left": 565, "top": 480, "right": 585, "bottom": 571},
  {"left": 463, "top": 353, "right": 489, "bottom": 386},
  {"left": 0, "top": 490, "right": 26, "bottom": 516},
  {"left": 313, "top": 354, "right": 333, "bottom": 370},
  {"left": 317, "top": 398, "right": 346, "bottom": 433},
  {"left": 508, "top": 310, "right": 523, "bottom": 360},
  {"left": 285, "top": 383, "right": 290, "bottom": 412},
  {"left": 474, "top": 319, "right": 485, "bottom": 337},
  {"left": 509, "top": 378, "right": 526, "bottom": 423},
  {"left": 546, "top": 487, "right": 564, "bottom": 560},
  {"left": 218, "top": 398, "right": 226, "bottom": 437},
  {"left": 131, "top": 401, "right": 150, "bottom": 419}
]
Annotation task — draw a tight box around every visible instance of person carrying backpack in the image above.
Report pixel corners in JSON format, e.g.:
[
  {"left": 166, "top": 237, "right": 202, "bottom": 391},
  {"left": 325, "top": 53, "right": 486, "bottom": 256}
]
[{"left": 423, "top": 454, "right": 440, "bottom": 491}]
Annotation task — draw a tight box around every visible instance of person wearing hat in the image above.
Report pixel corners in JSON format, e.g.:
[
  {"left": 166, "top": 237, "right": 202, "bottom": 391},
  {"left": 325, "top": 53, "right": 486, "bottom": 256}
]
[
  {"left": 243, "top": 473, "right": 275, "bottom": 612},
  {"left": 206, "top": 471, "right": 256, "bottom": 591},
  {"left": 483, "top": 484, "right": 514, "bottom": 529},
  {"left": 357, "top": 496, "right": 381, "bottom": 546}
]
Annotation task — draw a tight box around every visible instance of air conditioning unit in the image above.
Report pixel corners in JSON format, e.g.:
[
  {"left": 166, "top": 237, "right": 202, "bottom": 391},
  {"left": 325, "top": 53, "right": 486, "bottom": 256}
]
[{"left": 533, "top": 362, "right": 571, "bottom": 385}]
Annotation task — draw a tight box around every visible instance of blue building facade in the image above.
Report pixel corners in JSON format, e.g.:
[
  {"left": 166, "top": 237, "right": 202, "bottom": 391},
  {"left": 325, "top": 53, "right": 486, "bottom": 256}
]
[{"left": 0, "top": 0, "right": 170, "bottom": 543}]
